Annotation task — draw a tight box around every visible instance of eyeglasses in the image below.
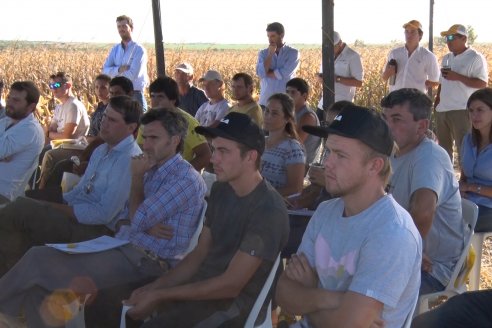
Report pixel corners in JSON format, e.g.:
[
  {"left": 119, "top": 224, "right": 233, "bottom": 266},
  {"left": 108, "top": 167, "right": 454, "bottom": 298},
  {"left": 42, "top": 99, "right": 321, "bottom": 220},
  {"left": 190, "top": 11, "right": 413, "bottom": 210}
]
[
  {"left": 445, "top": 34, "right": 462, "bottom": 42},
  {"left": 49, "top": 82, "right": 64, "bottom": 90},
  {"left": 84, "top": 173, "right": 97, "bottom": 194}
]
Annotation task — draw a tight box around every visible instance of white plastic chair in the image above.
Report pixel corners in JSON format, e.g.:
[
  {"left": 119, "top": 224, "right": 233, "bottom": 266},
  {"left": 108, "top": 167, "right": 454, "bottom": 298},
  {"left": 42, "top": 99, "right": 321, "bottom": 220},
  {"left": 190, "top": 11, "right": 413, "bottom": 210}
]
[
  {"left": 244, "top": 254, "right": 281, "bottom": 328},
  {"left": 416, "top": 198, "right": 478, "bottom": 315},
  {"left": 174, "top": 200, "right": 207, "bottom": 260},
  {"left": 468, "top": 231, "right": 492, "bottom": 291}
]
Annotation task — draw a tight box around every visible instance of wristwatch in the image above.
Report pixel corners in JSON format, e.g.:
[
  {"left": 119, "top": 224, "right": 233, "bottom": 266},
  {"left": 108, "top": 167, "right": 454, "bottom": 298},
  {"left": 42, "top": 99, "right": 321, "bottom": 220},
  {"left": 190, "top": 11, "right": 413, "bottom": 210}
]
[{"left": 336, "top": 76, "right": 341, "bottom": 83}]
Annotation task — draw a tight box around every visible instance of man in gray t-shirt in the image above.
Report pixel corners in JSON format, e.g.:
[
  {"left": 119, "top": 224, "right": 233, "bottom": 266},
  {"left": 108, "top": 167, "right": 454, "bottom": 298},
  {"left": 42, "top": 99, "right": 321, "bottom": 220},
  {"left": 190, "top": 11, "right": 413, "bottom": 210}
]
[
  {"left": 382, "top": 88, "right": 464, "bottom": 294},
  {"left": 277, "top": 105, "right": 422, "bottom": 328}
]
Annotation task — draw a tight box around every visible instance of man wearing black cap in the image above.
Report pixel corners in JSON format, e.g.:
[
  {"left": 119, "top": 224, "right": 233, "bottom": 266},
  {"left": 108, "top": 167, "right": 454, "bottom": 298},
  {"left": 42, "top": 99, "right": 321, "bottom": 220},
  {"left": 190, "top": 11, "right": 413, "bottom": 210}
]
[
  {"left": 124, "top": 112, "right": 289, "bottom": 327},
  {"left": 276, "top": 106, "right": 422, "bottom": 328}
]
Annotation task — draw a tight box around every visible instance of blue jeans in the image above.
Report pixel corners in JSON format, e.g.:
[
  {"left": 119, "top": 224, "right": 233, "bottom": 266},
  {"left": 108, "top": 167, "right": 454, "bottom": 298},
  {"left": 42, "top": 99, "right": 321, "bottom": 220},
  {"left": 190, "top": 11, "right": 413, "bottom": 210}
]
[
  {"left": 420, "top": 271, "right": 445, "bottom": 295},
  {"left": 475, "top": 204, "right": 492, "bottom": 232},
  {"left": 133, "top": 90, "right": 147, "bottom": 112}
]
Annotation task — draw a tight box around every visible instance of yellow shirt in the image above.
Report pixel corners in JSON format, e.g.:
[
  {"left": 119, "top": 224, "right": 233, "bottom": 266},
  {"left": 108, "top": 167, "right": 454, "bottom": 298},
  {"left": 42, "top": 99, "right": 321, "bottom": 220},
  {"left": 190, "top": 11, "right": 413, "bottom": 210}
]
[
  {"left": 136, "top": 108, "right": 207, "bottom": 162},
  {"left": 229, "top": 101, "right": 264, "bottom": 127}
]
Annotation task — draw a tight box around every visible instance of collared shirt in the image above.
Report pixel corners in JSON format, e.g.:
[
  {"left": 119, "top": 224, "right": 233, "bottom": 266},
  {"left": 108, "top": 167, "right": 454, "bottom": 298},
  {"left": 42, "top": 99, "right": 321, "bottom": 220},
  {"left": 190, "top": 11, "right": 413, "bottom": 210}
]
[
  {"left": 334, "top": 45, "right": 364, "bottom": 102},
  {"left": 387, "top": 45, "right": 440, "bottom": 93},
  {"left": 436, "top": 47, "right": 488, "bottom": 111},
  {"left": 0, "top": 106, "right": 5, "bottom": 120},
  {"left": 63, "top": 134, "right": 142, "bottom": 228},
  {"left": 116, "top": 154, "right": 207, "bottom": 260},
  {"left": 0, "top": 114, "right": 44, "bottom": 200},
  {"left": 102, "top": 40, "right": 149, "bottom": 91},
  {"left": 461, "top": 133, "right": 492, "bottom": 208},
  {"left": 195, "top": 99, "right": 230, "bottom": 127},
  {"left": 179, "top": 85, "right": 208, "bottom": 117},
  {"left": 256, "top": 44, "right": 300, "bottom": 106},
  {"left": 52, "top": 96, "right": 90, "bottom": 138},
  {"left": 87, "top": 102, "right": 107, "bottom": 137}
]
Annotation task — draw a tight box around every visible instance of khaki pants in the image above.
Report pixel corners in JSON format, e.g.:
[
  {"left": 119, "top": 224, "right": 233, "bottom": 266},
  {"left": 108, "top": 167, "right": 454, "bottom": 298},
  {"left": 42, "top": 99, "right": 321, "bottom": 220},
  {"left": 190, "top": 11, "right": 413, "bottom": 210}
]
[{"left": 435, "top": 110, "right": 470, "bottom": 163}]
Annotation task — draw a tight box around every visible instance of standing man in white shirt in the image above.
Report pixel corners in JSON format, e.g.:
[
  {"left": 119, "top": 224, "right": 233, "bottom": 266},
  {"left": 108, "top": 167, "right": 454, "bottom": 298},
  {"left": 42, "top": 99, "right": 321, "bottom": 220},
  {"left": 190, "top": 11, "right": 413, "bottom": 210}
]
[
  {"left": 0, "top": 81, "right": 44, "bottom": 202},
  {"left": 382, "top": 20, "right": 440, "bottom": 93},
  {"left": 256, "top": 22, "right": 300, "bottom": 107},
  {"left": 317, "top": 31, "right": 363, "bottom": 114},
  {"left": 103, "top": 15, "right": 149, "bottom": 112},
  {"left": 435, "top": 24, "right": 488, "bottom": 161}
]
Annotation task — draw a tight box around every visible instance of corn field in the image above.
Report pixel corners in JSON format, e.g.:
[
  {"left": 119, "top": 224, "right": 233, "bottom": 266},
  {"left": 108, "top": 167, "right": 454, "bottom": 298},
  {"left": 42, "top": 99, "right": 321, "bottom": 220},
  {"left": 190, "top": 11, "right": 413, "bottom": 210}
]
[{"left": 1, "top": 42, "right": 491, "bottom": 120}]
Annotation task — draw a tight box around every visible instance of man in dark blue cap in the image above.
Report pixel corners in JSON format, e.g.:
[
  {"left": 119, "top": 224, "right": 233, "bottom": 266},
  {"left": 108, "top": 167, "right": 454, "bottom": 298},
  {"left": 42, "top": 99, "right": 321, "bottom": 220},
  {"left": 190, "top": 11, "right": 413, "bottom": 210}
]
[
  {"left": 122, "top": 112, "right": 289, "bottom": 327},
  {"left": 277, "top": 105, "right": 422, "bottom": 328}
]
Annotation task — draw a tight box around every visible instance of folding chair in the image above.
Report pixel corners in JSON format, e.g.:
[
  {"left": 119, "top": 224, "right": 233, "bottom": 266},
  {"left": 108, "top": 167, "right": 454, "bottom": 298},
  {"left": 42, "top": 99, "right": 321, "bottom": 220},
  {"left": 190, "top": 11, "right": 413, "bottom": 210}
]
[
  {"left": 174, "top": 200, "right": 207, "bottom": 260},
  {"left": 468, "top": 231, "right": 492, "bottom": 291},
  {"left": 244, "top": 254, "right": 281, "bottom": 328},
  {"left": 416, "top": 198, "right": 478, "bottom": 315}
]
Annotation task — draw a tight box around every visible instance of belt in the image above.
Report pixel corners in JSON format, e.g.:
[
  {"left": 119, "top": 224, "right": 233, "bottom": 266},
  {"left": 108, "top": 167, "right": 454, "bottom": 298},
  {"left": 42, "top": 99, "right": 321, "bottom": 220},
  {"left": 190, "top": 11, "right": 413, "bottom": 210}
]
[{"left": 132, "top": 245, "right": 169, "bottom": 270}]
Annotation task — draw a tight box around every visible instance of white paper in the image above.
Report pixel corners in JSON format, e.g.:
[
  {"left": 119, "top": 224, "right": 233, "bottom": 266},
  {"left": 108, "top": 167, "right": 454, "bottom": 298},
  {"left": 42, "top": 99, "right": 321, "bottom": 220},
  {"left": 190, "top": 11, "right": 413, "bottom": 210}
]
[
  {"left": 46, "top": 235, "right": 129, "bottom": 254},
  {"left": 120, "top": 305, "right": 132, "bottom": 328}
]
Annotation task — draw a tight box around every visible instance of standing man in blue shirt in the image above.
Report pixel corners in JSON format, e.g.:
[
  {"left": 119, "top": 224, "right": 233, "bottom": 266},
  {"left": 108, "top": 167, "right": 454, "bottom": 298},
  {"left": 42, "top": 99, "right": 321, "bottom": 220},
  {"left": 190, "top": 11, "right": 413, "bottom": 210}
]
[
  {"left": 256, "top": 22, "right": 300, "bottom": 107},
  {"left": 0, "top": 96, "right": 143, "bottom": 276},
  {"left": 103, "top": 15, "right": 149, "bottom": 112}
]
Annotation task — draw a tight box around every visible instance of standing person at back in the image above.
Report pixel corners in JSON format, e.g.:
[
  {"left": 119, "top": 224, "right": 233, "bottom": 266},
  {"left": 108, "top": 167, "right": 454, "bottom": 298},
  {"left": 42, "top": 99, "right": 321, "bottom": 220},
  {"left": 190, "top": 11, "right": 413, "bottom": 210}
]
[
  {"left": 174, "top": 62, "right": 208, "bottom": 116},
  {"left": 256, "top": 22, "right": 300, "bottom": 108},
  {"left": 435, "top": 24, "right": 488, "bottom": 162},
  {"left": 382, "top": 20, "right": 440, "bottom": 93},
  {"left": 103, "top": 15, "right": 149, "bottom": 112}
]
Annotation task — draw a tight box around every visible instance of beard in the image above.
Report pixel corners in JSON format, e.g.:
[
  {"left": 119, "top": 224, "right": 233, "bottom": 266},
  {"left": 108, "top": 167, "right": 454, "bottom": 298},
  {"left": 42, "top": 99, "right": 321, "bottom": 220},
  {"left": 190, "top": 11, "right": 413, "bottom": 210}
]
[{"left": 6, "top": 107, "right": 30, "bottom": 120}]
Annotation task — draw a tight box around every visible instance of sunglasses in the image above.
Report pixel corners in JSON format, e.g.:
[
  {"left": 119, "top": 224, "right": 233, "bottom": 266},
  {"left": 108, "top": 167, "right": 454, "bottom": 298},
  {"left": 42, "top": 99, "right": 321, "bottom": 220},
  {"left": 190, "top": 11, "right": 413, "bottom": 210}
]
[
  {"left": 49, "top": 82, "right": 64, "bottom": 90},
  {"left": 445, "top": 34, "right": 462, "bottom": 42}
]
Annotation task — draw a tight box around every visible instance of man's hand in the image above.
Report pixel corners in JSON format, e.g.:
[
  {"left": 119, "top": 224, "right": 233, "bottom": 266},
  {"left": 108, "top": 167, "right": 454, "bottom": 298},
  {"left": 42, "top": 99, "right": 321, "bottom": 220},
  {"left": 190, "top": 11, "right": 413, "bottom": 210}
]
[
  {"left": 131, "top": 153, "right": 155, "bottom": 178},
  {"left": 308, "top": 165, "right": 325, "bottom": 187},
  {"left": 285, "top": 253, "right": 318, "bottom": 288},
  {"left": 146, "top": 223, "right": 174, "bottom": 239},
  {"left": 267, "top": 43, "right": 277, "bottom": 56},
  {"left": 441, "top": 69, "right": 460, "bottom": 81},
  {"left": 422, "top": 254, "right": 433, "bottom": 273},
  {"left": 118, "top": 65, "right": 130, "bottom": 73},
  {"left": 124, "top": 289, "right": 159, "bottom": 320},
  {"left": 370, "top": 318, "right": 386, "bottom": 328}
]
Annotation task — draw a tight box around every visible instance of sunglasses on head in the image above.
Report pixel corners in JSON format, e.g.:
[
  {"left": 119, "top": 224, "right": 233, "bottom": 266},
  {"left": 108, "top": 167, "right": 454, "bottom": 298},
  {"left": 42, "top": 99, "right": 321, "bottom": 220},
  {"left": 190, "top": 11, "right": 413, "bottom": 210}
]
[
  {"left": 445, "top": 34, "right": 462, "bottom": 42},
  {"left": 49, "top": 82, "right": 64, "bottom": 90}
]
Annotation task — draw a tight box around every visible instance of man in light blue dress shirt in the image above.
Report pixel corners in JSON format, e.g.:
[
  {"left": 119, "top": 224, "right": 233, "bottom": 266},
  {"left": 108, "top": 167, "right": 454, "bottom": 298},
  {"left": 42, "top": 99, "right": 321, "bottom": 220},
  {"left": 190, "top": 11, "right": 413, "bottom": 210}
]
[
  {"left": 0, "top": 96, "right": 143, "bottom": 276},
  {"left": 103, "top": 15, "right": 149, "bottom": 112},
  {"left": 256, "top": 22, "right": 300, "bottom": 107}
]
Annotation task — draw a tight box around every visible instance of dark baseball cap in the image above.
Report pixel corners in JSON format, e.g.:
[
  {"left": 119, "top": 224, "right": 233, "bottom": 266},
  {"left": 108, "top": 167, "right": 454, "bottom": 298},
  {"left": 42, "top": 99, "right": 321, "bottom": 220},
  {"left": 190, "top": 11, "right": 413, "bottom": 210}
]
[
  {"left": 302, "top": 105, "right": 394, "bottom": 156},
  {"left": 195, "top": 112, "right": 265, "bottom": 154}
]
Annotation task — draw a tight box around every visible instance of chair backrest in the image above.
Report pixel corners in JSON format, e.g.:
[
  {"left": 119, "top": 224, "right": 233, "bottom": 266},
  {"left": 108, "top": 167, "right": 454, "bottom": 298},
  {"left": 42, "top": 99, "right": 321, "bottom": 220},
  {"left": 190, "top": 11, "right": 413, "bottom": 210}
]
[
  {"left": 444, "top": 198, "right": 478, "bottom": 292},
  {"left": 174, "top": 200, "right": 207, "bottom": 260},
  {"left": 244, "top": 254, "right": 281, "bottom": 328}
]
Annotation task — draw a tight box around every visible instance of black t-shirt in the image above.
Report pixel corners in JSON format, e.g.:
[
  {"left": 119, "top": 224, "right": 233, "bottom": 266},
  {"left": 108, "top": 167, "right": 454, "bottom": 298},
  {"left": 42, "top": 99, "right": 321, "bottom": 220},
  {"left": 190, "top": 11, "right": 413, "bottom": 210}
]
[{"left": 194, "top": 179, "right": 289, "bottom": 315}]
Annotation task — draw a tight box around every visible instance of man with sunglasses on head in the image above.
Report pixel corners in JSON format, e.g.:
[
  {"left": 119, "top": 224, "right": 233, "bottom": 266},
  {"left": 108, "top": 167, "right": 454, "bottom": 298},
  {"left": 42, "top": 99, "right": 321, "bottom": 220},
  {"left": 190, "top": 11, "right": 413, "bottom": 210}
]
[
  {"left": 44, "top": 72, "right": 89, "bottom": 144},
  {"left": 0, "top": 96, "right": 142, "bottom": 277},
  {"left": 435, "top": 24, "right": 488, "bottom": 163}
]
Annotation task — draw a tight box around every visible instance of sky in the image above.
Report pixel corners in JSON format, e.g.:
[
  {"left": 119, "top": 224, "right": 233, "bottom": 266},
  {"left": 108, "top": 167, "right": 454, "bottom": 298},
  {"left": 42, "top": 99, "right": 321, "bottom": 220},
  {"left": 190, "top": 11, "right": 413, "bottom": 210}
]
[{"left": 1, "top": 0, "right": 491, "bottom": 44}]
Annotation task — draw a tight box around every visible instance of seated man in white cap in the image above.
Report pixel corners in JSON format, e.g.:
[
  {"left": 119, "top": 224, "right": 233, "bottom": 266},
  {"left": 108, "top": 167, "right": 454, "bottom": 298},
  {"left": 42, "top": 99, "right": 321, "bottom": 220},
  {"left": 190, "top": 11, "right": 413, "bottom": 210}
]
[{"left": 194, "top": 70, "right": 230, "bottom": 128}]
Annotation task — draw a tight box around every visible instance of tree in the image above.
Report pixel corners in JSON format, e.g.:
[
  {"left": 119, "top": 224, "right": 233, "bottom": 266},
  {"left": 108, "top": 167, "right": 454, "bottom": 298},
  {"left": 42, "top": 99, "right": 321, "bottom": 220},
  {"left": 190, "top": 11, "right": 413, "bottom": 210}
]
[{"left": 467, "top": 25, "right": 477, "bottom": 45}]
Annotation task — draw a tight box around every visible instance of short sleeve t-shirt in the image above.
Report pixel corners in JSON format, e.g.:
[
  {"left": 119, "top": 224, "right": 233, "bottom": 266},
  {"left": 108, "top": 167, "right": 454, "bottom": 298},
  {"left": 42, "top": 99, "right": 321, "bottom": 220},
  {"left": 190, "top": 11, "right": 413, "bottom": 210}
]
[
  {"left": 297, "top": 195, "right": 422, "bottom": 328},
  {"left": 52, "top": 97, "right": 90, "bottom": 138},
  {"left": 261, "top": 138, "right": 306, "bottom": 189},
  {"left": 193, "top": 179, "right": 289, "bottom": 319}
]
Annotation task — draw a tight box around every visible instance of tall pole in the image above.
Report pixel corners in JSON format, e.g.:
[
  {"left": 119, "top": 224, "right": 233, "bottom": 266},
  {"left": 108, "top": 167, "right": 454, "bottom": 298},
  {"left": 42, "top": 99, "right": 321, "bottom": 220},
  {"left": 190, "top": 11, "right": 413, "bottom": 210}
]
[
  {"left": 152, "top": 0, "right": 166, "bottom": 77},
  {"left": 429, "top": 0, "right": 434, "bottom": 52},
  {"left": 321, "top": 0, "right": 335, "bottom": 115},
  {"left": 427, "top": 0, "right": 435, "bottom": 98}
]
